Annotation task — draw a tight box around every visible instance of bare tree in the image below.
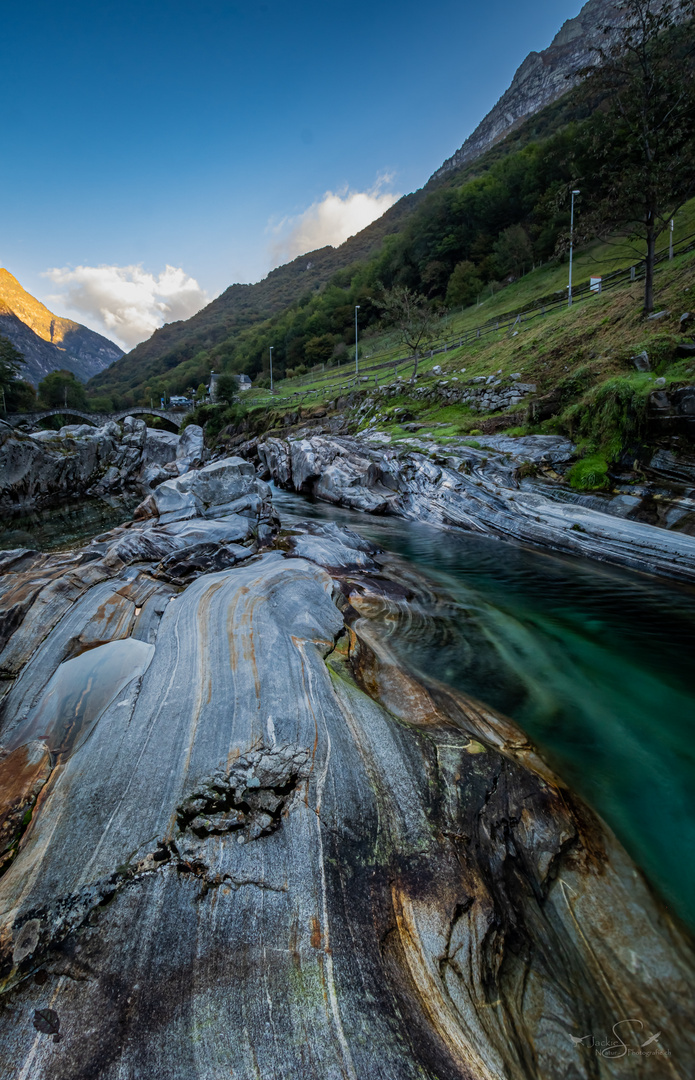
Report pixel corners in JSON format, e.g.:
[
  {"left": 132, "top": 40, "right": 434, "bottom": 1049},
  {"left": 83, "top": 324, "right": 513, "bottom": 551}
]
[
  {"left": 376, "top": 286, "right": 441, "bottom": 382},
  {"left": 577, "top": 0, "right": 695, "bottom": 312}
]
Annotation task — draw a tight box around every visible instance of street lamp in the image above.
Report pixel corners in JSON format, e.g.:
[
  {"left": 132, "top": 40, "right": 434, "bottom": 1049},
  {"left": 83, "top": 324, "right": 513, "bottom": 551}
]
[
  {"left": 269, "top": 346, "right": 274, "bottom": 393},
  {"left": 354, "top": 305, "right": 360, "bottom": 375},
  {"left": 568, "top": 189, "right": 580, "bottom": 307}
]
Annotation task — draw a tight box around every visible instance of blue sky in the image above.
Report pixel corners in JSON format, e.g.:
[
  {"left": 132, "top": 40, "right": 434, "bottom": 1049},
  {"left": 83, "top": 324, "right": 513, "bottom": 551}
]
[{"left": 1, "top": 0, "right": 584, "bottom": 348}]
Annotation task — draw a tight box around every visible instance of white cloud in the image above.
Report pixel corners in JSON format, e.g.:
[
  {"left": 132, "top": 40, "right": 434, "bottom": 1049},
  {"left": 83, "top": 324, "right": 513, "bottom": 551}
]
[
  {"left": 43, "top": 263, "right": 210, "bottom": 350},
  {"left": 269, "top": 176, "right": 400, "bottom": 267}
]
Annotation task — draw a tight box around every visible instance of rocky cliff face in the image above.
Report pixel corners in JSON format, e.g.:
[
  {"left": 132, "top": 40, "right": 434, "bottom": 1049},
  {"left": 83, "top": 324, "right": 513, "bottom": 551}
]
[
  {"left": 431, "top": 0, "right": 621, "bottom": 180},
  {"left": 0, "top": 269, "right": 123, "bottom": 385}
]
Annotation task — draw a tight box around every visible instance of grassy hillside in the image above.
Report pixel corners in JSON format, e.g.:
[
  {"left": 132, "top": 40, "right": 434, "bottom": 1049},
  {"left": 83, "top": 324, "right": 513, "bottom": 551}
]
[
  {"left": 86, "top": 81, "right": 598, "bottom": 408},
  {"left": 189, "top": 229, "right": 695, "bottom": 497}
]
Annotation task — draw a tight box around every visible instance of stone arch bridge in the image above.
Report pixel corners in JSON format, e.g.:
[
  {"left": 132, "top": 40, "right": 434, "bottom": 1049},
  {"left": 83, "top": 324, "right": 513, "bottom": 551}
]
[{"left": 3, "top": 407, "right": 184, "bottom": 432}]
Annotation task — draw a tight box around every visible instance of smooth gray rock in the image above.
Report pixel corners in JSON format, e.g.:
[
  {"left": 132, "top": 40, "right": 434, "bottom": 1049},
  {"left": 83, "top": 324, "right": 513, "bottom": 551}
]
[
  {"left": 149, "top": 456, "right": 273, "bottom": 526},
  {"left": 0, "top": 417, "right": 188, "bottom": 509},
  {"left": 255, "top": 433, "right": 695, "bottom": 582},
  {"left": 632, "top": 349, "right": 651, "bottom": 371},
  {"left": 0, "top": 426, "right": 120, "bottom": 508},
  {"left": 287, "top": 520, "right": 380, "bottom": 571},
  {"left": 141, "top": 428, "right": 180, "bottom": 467},
  {"left": 0, "top": 528, "right": 693, "bottom": 1078},
  {"left": 175, "top": 423, "right": 205, "bottom": 474}
]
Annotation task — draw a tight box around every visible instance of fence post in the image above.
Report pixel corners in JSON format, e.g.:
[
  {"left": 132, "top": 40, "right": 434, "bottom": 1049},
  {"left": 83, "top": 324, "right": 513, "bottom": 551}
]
[{"left": 630, "top": 266, "right": 635, "bottom": 282}]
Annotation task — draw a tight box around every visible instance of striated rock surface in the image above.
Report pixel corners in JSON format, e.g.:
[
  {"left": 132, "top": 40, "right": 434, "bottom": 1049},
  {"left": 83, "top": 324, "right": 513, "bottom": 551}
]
[
  {"left": 0, "top": 483, "right": 692, "bottom": 1077},
  {"left": 252, "top": 432, "right": 695, "bottom": 582},
  {"left": 0, "top": 420, "right": 206, "bottom": 510}
]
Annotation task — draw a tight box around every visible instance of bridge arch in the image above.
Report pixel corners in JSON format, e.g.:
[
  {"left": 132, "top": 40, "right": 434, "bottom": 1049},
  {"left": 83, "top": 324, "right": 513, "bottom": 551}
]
[
  {"left": 111, "top": 408, "right": 182, "bottom": 431},
  {"left": 25, "top": 409, "right": 100, "bottom": 427},
  {"left": 4, "top": 407, "right": 183, "bottom": 432}
]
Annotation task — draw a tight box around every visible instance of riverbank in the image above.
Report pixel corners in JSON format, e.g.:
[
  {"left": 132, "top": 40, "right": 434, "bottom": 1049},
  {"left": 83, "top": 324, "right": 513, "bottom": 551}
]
[
  {"left": 238, "top": 429, "right": 695, "bottom": 583},
  {"left": 0, "top": 455, "right": 693, "bottom": 1077},
  {"left": 0, "top": 417, "right": 206, "bottom": 512}
]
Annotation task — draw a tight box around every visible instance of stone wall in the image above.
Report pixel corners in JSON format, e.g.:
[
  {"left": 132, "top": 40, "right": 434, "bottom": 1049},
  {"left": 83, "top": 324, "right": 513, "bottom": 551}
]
[{"left": 368, "top": 374, "right": 537, "bottom": 414}]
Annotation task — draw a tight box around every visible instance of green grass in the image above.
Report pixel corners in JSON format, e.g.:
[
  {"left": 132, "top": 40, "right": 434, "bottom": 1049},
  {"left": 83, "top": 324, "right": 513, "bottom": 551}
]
[
  {"left": 228, "top": 235, "right": 695, "bottom": 494},
  {"left": 255, "top": 196, "right": 695, "bottom": 406}
]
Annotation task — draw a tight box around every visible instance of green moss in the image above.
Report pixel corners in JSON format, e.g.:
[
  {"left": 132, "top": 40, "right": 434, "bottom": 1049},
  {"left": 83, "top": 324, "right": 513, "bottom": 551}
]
[
  {"left": 558, "top": 374, "right": 652, "bottom": 456},
  {"left": 566, "top": 453, "right": 611, "bottom": 491}
]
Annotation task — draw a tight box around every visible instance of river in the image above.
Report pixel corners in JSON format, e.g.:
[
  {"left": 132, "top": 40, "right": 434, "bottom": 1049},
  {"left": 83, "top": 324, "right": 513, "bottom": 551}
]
[
  {"left": 2, "top": 488, "right": 693, "bottom": 931},
  {"left": 273, "top": 486, "right": 695, "bottom": 932}
]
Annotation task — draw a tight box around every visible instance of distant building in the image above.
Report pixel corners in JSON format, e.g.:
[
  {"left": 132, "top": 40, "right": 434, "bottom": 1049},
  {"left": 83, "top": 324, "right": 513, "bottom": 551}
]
[{"left": 208, "top": 372, "right": 252, "bottom": 400}]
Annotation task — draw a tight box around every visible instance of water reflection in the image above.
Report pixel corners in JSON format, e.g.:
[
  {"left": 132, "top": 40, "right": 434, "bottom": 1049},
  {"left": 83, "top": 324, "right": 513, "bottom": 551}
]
[
  {"left": 2, "top": 639, "right": 155, "bottom": 759},
  {"left": 0, "top": 496, "right": 138, "bottom": 553},
  {"left": 273, "top": 485, "right": 695, "bottom": 929}
]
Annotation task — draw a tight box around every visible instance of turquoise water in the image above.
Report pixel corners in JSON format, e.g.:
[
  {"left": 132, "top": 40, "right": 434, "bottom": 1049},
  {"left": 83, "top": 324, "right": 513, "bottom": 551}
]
[{"left": 273, "top": 487, "right": 695, "bottom": 931}]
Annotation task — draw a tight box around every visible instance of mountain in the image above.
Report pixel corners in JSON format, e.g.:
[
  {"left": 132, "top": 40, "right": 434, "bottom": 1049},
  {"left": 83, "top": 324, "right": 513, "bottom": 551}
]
[
  {"left": 87, "top": 192, "right": 423, "bottom": 400},
  {"left": 431, "top": 0, "right": 622, "bottom": 180},
  {"left": 0, "top": 268, "right": 123, "bottom": 385},
  {"left": 87, "top": 0, "right": 627, "bottom": 402}
]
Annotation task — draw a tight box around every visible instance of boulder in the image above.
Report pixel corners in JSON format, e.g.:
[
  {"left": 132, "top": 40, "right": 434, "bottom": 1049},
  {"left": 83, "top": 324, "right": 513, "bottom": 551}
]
[
  {"left": 632, "top": 349, "right": 651, "bottom": 371},
  {"left": 145, "top": 457, "right": 275, "bottom": 527},
  {"left": 175, "top": 424, "right": 205, "bottom": 474},
  {"left": 286, "top": 520, "right": 380, "bottom": 571},
  {"left": 138, "top": 463, "right": 171, "bottom": 490},
  {"left": 141, "top": 428, "right": 180, "bottom": 467}
]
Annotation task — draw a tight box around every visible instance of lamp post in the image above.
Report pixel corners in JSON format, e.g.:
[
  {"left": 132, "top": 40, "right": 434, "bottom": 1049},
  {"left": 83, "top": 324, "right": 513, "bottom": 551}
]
[
  {"left": 568, "top": 189, "right": 580, "bottom": 307},
  {"left": 354, "top": 305, "right": 360, "bottom": 376},
  {"left": 269, "top": 346, "right": 274, "bottom": 393}
]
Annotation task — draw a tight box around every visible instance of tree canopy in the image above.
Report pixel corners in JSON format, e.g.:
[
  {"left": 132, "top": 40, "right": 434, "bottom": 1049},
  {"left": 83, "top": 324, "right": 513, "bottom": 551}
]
[
  {"left": 577, "top": 0, "right": 695, "bottom": 311},
  {"left": 37, "top": 369, "right": 88, "bottom": 410}
]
